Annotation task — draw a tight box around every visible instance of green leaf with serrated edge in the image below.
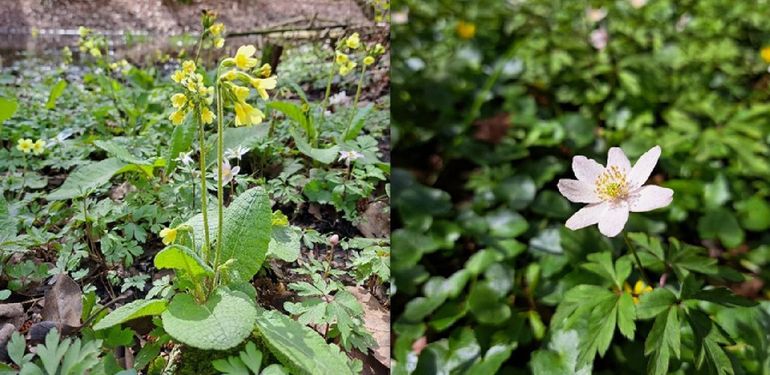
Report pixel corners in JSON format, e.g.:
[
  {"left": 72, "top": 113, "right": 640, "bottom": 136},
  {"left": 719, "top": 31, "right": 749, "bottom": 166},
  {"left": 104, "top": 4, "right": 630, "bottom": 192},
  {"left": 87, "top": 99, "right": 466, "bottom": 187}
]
[
  {"left": 254, "top": 309, "right": 355, "bottom": 375},
  {"left": 161, "top": 288, "right": 256, "bottom": 350},
  {"left": 47, "top": 158, "right": 127, "bottom": 200},
  {"left": 154, "top": 245, "right": 213, "bottom": 278},
  {"left": 221, "top": 187, "right": 272, "bottom": 281},
  {"left": 637, "top": 288, "right": 677, "bottom": 319},
  {"left": 267, "top": 226, "right": 301, "bottom": 262},
  {"left": 92, "top": 299, "right": 167, "bottom": 331},
  {"left": 183, "top": 209, "right": 218, "bottom": 252},
  {"left": 582, "top": 252, "right": 616, "bottom": 286},
  {"left": 0, "top": 194, "right": 16, "bottom": 243},
  {"left": 617, "top": 292, "right": 636, "bottom": 340},
  {"left": 689, "top": 287, "right": 758, "bottom": 307}
]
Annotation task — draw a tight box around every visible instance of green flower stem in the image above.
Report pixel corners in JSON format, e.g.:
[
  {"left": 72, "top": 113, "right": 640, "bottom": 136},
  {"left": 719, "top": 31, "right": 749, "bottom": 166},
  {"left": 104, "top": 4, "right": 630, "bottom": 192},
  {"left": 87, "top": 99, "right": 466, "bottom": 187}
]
[
  {"left": 196, "top": 109, "right": 211, "bottom": 260},
  {"left": 213, "top": 82, "right": 225, "bottom": 286},
  {"left": 623, "top": 231, "right": 651, "bottom": 286},
  {"left": 321, "top": 62, "right": 336, "bottom": 109},
  {"left": 344, "top": 63, "right": 368, "bottom": 139},
  {"left": 17, "top": 155, "right": 27, "bottom": 200}
]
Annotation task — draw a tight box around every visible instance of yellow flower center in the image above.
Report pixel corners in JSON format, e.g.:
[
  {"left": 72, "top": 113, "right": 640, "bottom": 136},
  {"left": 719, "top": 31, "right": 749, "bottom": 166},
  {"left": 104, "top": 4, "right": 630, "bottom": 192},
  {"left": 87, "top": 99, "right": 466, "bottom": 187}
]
[{"left": 594, "top": 165, "right": 629, "bottom": 201}]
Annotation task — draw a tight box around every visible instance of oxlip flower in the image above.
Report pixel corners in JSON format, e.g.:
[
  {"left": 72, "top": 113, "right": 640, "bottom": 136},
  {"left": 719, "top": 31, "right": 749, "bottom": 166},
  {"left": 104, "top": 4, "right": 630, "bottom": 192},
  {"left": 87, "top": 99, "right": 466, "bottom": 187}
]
[
  {"left": 345, "top": 33, "right": 361, "bottom": 49},
  {"left": 17, "top": 138, "right": 33, "bottom": 154},
  {"left": 234, "top": 45, "right": 258, "bottom": 70},
  {"left": 159, "top": 227, "right": 178, "bottom": 245},
  {"left": 557, "top": 145, "right": 673, "bottom": 237},
  {"left": 250, "top": 76, "right": 277, "bottom": 100},
  {"left": 32, "top": 139, "right": 45, "bottom": 155}
]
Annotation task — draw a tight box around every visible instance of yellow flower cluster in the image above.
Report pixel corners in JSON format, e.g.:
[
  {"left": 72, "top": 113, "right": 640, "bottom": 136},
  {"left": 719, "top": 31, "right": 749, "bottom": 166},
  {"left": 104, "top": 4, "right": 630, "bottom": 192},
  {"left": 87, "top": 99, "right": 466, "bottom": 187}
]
[
  {"left": 209, "top": 22, "right": 226, "bottom": 49},
  {"left": 77, "top": 27, "right": 103, "bottom": 58},
  {"left": 334, "top": 33, "right": 387, "bottom": 75},
  {"left": 16, "top": 138, "right": 45, "bottom": 155},
  {"left": 219, "top": 45, "right": 278, "bottom": 127},
  {"left": 109, "top": 59, "right": 131, "bottom": 74},
  {"left": 169, "top": 60, "right": 216, "bottom": 126}
]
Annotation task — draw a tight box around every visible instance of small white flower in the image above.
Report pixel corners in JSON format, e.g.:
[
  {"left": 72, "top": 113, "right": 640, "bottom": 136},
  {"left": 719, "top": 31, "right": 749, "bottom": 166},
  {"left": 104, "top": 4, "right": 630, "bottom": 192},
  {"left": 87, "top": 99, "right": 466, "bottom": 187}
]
[
  {"left": 676, "top": 14, "right": 692, "bottom": 32},
  {"left": 338, "top": 150, "right": 364, "bottom": 167},
  {"left": 224, "top": 145, "right": 249, "bottom": 160},
  {"left": 557, "top": 145, "right": 673, "bottom": 238},
  {"left": 629, "top": 0, "right": 647, "bottom": 8},
  {"left": 586, "top": 7, "right": 607, "bottom": 23},
  {"left": 176, "top": 150, "right": 194, "bottom": 167},
  {"left": 329, "top": 91, "right": 349, "bottom": 106},
  {"left": 590, "top": 27, "right": 609, "bottom": 50},
  {"left": 215, "top": 159, "right": 241, "bottom": 185}
]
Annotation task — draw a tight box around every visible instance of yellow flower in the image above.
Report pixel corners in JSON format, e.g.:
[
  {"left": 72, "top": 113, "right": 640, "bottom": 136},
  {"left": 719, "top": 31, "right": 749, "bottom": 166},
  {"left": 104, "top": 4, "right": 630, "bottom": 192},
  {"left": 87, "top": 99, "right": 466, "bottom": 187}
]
[
  {"left": 335, "top": 51, "right": 349, "bottom": 65},
  {"left": 185, "top": 79, "right": 198, "bottom": 92},
  {"left": 182, "top": 60, "right": 196, "bottom": 74},
  {"left": 221, "top": 69, "right": 238, "bottom": 81},
  {"left": 16, "top": 138, "right": 33, "bottom": 154},
  {"left": 345, "top": 33, "right": 361, "bottom": 49},
  {"left": 233, "top": 85, "right": 251, "bottom": 102},
  {"left": 234, "top": 102, "right": 264, "bottom": 126},
  {"left": 234, "top": 45, "right": 258, "bottom": 70},
  {"left": 250, "top": 76, "right": 277, "bottom": 100},
  {"left": 372, "top": 43, "right": 386, "bottom": 55},
  {"left": 624, "top": 280, "right": 653, "bottom": 304},
  {"left": 339, "top": 61, "right": 357, "bottom": 76},
  {"left": 159, "top": 227, "right": 177, "bottom": 245},
  {"left": 171, "top": 70, "right": 185, "bottom": 83},
  {"left": 363, "top": 56, "right": 375, "bottom": 66},
  {"left": 257, "top": 63, "right": 272, "bottom": 78},
  {"left": 171, "top": 93, "right": 187, "bottom": 108},
  {"left": 169, "top": 110, "right": 186, "bottom": 125},
  {"left": 214, "top": 37, "right": 225, "bottom": 49},
  {"left": 200, "top": 107, "right": 215, "bottom": 124},
  {"left": 209, "top": 22, "right": 225, "bottom": 36},
  {"left": 32, "top": 139, "right": 45, "bottom": 155},
  {"left": 456, "top": 20, "right": 476, "bottom": 40},
  {"left": 761, "top": 46, "right": 770, "bottom": 63}
]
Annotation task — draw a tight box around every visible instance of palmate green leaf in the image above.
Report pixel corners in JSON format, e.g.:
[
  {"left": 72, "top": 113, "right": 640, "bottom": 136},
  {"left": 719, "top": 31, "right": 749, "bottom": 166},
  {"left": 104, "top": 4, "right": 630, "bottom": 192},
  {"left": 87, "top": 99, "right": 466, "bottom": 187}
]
[
  {"left": 254, "top": 309, "right": 355, "bottom": 375},
  {"left": 267, "top": 226, "right": 301, "bottom": 262},
  {"left": 154, "top": 245, "right": 213, "bottom": 278},
  {"left": 689, "top": 287, "right": 757, "bottom": 307},
  {"left": 92, "top": 299, "right": 167, "bottom": 331},
  {"left": 46, "top": 158, "right": 127, "bottom": 200},
  {"left": 221, "top": 187, "right": 272, "bottom": 281},
  {"left": 644, "top": 306, "right": 680, "bottom": 375},
  {"left": 698, "top": 208, "right": 744, "bottom": 248},
  {"left": 581, "top": 252, "right": 631, "bottom": 289},
  {"left": 637, "top": 288, "right": 677, "bottom": 319},
  {"left": 687, "top": 309, "right": 735, "bottom": 375},
  {"left": 161, "top": 287, "right": 256, "bottom": 350}
]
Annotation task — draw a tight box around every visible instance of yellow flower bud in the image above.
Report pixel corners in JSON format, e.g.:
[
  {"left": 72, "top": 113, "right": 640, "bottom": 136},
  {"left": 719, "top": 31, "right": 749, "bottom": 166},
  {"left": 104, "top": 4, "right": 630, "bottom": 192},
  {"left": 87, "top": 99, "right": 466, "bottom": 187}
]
[{"left": 363, "top": 56, "right": 375, "bottom": 66}]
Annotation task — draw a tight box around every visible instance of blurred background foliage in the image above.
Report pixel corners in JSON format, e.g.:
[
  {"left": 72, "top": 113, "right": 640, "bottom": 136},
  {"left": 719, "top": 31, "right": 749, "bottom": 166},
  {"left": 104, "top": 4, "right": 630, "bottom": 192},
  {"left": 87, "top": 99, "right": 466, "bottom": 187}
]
[{"left": 391, "top": 0, "right": 770, "bottom": 373}]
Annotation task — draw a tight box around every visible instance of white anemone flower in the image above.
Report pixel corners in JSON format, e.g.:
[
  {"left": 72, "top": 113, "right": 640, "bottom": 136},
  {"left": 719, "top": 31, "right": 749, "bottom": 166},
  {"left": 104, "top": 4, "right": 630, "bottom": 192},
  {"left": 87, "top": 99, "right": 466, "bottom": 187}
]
[
  {"left": 329, "top": 91, "right": 350, "bottom": 106},
  {"left": 557, "top": 145, "right": 673, "bottom": 238},
  {"left": 176, "top": 150, "right": 194, "bottom": 167},
  {"left": 224, "top": 145, "right": 249, "bottom": 160},
  {"left": 215, "top": 159, "right": 240, "bottom": 185},
  {"left": 590, "top": 27, "right": 609, "bottom": 50},
  {"left": 338, "top": 150, "right": 364, "bottom": 167}
]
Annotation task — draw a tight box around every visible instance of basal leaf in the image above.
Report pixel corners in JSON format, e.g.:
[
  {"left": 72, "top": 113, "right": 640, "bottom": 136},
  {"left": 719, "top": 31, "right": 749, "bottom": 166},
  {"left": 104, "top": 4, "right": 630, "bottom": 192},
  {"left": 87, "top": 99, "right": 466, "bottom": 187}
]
[
  {"left": 161, "top": 288, "right": 256, "bottom": 350},
  {"left": 267, "top": 226, "right": 301, "bottom": 262},
  {"left": 221, "top": 187, "right": 272, "bottom": 281},
  {"left": 290, "top": 127, "right": 339, "bottom": 164},
  {"left": 46, "top": 79, "right": 67, "bottom": 109},
  {"left": 254, "top": 309, "right": 355, "bottom": 375},
  {"left": 165, "top": 116, "right": 196, "bottom": 174},
  {"left": 93, "top": 299, "right": 167, "bottom": 331},
  {"left": 47, "top": 158, "right": 127, "bottom": 201},
  {"left": 0, "top": 96, "right": 18, "bottom": 123}
]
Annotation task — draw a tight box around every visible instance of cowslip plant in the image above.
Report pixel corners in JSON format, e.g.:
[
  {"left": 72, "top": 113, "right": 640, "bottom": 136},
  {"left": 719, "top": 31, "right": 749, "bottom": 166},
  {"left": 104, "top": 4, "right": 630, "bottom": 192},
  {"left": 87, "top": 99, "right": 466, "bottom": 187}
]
[{"left": 92, "top": 13, "right": 276, "bottom": 352}]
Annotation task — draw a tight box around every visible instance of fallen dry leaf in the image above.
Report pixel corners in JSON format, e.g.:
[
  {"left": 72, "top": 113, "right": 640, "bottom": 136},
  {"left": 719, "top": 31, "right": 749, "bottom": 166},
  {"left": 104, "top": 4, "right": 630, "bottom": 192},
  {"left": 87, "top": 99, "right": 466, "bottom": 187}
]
[
  {"left": 347, "top": 285, "right": 390, "bottom": 367},
  {"left": 41, "top": 274, "right": 83, "bottom": 334},
  {"left": 356, "top": 201, "right": 390, "bottom": 238}
]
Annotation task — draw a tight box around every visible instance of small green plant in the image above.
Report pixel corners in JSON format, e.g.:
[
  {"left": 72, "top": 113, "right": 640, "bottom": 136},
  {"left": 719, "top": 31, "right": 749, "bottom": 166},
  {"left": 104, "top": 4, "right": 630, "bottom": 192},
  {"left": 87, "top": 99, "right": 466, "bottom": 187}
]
[{"left": 212, "top": 342, "right": 288, "bottom": 374}]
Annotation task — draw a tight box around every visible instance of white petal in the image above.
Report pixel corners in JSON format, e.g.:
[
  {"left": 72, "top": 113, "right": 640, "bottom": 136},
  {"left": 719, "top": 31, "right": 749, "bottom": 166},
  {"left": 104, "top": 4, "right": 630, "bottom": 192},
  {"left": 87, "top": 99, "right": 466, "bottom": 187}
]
[
  {"left": 566, "top": 202, "right": 607, "bottom": 230},
  {"left": 607, "top": 147, "right": 631, "bottom": 173},
  {"left": 629, "top": 145, "right": 661, "bottom": 188},
  {"left": 598, "top": 202, "right": 629, "bottom": 237},
  {"left": 557, "top": 179, "right": 601, "bottom": 203},
  {"left": 629, "top": 185, "right": 673, "bottom": 212},
  {"left": 572, "top": 155, "right": 605, "bottom": 183}
]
